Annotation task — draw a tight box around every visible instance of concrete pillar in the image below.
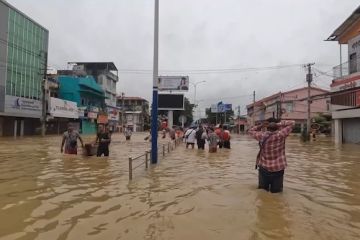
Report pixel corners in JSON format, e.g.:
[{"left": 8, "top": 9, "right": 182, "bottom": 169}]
[
  {"left": 334, "top": 119, "right": 343, "bottom": 144},
  {"left": 0, "top": 117, "right": 3, "bottom": 137},
  {"left": 14, "top": 119, "right": 17, "bottom": 138},
  {"left": 168, "top": 110, "right": 173, "bottom": 129},
  {"left": 20, "top": 119, "right": 24, "bottom": 137}
]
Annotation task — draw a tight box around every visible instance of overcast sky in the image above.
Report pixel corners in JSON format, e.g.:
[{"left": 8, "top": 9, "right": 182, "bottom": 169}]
[{"left": 8, "top": 0, "right": 360, "bottom": 117}]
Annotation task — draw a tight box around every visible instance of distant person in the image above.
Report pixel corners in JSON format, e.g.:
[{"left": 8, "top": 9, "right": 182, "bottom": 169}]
[
  {"left": 125, "top": 127, "right": 132, "bottom": 140},
  {"left": 61, "top": 123, "right": 84, "bottom": 155},
  {"left": 222, "top": 125, "right": 231, "bottom": 149},
  {"left": 169, "top": 127, "right": 176, "bottom": 140},
  {"left": 184, "top": 127, "right": 196, "bottom": 149},
  {"left": 207, "top": 127, "right": 219, "bottom": 153},
  {"left": 215, "top": 124, "right": 224, "bottom": 148},
  {"left": 248, "top": 118, "right": 295, "bottom": 193},
  {"left": 95, "top": 124, "right": 111, "bottom": 157},
  {"left": 196, "top": 126, "right": 206, "bottom": 150}
]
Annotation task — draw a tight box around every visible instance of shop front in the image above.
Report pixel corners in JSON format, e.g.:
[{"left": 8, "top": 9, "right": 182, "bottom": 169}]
[{"left": 46, "top": 97, "right": 79, "bottom": 134}]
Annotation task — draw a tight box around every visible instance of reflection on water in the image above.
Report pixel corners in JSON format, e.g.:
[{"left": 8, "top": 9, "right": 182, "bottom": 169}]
[{"left": 0, "top": 133, "right": 359, "bottom": 239}]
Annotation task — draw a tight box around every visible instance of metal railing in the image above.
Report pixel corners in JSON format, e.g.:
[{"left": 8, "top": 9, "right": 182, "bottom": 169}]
[
  {"left": 333, "top": 62, "right": 349, "bottom": 79},
  {"left": 128, "top": 138, "right": 183, "bottom": 180}
]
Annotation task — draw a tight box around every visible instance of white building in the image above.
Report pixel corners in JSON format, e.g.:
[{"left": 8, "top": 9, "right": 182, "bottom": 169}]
[{"left": 327, "top": 6, "right": 360, "bottom": 144}]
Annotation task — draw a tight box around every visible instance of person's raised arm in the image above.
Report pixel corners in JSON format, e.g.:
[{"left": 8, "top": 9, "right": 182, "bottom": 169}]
[
  {"left": 278, "top": 120, "right": 295, "bottom": 137},
  {"left": 248, "top": 124, "right": 264, "bottom": 141}
]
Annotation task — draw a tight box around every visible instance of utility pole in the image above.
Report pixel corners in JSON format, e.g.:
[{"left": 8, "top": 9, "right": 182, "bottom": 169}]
[
  {"left": 237, "top": 105, "right": 241, "bottom": 134},
  {"left": 305, "top": 63, "right": 315, "bottom": 141},
  {"left": 121, "top": 92, "right": 125, "bottom": 132},
  {"left": 151, "top": 0, "right": 159, "bottom": 164},
  {"left": 41, "top": 51, "right": 48, "bottom": 137},
  {"left": 252, "top": 90, "right": 255, "bottom": 126}
]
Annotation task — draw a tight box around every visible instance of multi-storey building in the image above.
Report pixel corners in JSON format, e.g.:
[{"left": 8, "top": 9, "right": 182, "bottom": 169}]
[
  {"left": 327, "top": 5, "right": 360, "bottom": 144},
  {"left": 0, "top": 0, "right": 49, "bottom": 136},
  {"left": 247, "top": 87, "right": 329, "bottom": 132},
  {"left": 116, "top": 96, "right": 149, "bottom": 132}
]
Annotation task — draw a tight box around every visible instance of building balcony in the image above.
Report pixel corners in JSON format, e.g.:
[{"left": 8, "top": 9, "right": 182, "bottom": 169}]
[{"left": 332, "top": 61, "right": 360, "bottom": 81}]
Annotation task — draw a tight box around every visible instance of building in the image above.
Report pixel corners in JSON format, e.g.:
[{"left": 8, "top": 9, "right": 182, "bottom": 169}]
[
  {"left": 326, "top": 6, "right": 360, "bottom": 144},
  {"left": 0, "top": 0, "right": 49, "bottom": 136},
  {"left": 58, "top": 75, "right": 106, "bottom": 134},
  {"left": 59, "top": 62, "right": 120, "bottom": 131},
  {"left": 247, "top": 87, "right": 330, "bottom": 131},
  {"left": 66, "top": 62, "right": 118, "bottom": 107},
  {"left": 116, "top": 96, "right": 149, "bottom": 132},
  {"left": 234, "top": 116, "right": 248, "bottom": 133}
]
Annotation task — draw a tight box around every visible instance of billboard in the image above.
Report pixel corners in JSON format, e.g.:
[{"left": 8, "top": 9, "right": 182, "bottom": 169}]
[
  {"left": 4, "top": 95, "right": 42, "bottom": 118},
  {"left": 211, "top": 102, "right": 232, "bottom": 113},
  {"left": 48, "top": 97, "right": 78, "bottom": 119},
  {"left": 158, "top": 76, "right": 189, "bottom": 91},
  {"left": 158, "top": 94, "right": 184, "bottom": 110}
]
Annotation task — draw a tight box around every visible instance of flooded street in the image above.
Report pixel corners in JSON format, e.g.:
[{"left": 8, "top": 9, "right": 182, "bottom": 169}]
[{"left": 0, "top": 133, "right": 360, "bottom": 240}]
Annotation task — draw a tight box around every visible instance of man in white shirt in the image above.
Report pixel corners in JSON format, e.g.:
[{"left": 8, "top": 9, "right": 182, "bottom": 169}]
[{"left": 184, "top": 127, "right": 197, "bottom": 149}]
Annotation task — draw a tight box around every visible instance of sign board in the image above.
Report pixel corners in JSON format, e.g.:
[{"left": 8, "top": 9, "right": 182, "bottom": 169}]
[
  {"left": 331, "top": 79, "right": 360, "bottom": 92},
  {"left": 49, "top": 97, "right": 78, "bottom": 119},
  {"left": 88, "top": 112, "right": 98, "bottom": 119},
  {"left": 158, "top": 76, "right": 189, "bottom": 91},
  {"left": 4, "top": 95, "right": 42, "bottom": 118},
  {"left": 107, "top": 107, "right": 119, "bottom": 121},
  {"left": 211, "top": 104, "right": 218, "bottom": 113},
  {"left": 158, "top": 94, "right": 184, "bottom": 110},
  {"left": 211, "top": 102, "right": 232, "bottom": 113},
  {"left": 78, "top": 107, "right": 86, "bottom": 118},
  {"left": 97, "top": 114, "right": 108, "bottom": 124}
]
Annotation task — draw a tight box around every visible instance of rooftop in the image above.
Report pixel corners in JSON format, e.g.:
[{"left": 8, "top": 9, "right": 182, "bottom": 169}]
[
  {"left": 246, "top": 87, "right": 329, "bottom": 108},
  {"left": 117, "top": 96, "right": 148, "bottom": 102},
  {"left": 68, "top": 62, "right": 118, "bottom": 71},
  {"left": 326, "top": 5, "right": 360, "bottom": 43}
]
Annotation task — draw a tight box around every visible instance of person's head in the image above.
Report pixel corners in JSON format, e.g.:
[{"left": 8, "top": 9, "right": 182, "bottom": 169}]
[
  {"left": 67, "top": 123, "right": 74, "bottom": 132},
  {"left": 223, "top": 125, "right": 228, "bottom": 130},
  {"left": 266, "top": 118, "right": 280, "bottom": 132}
]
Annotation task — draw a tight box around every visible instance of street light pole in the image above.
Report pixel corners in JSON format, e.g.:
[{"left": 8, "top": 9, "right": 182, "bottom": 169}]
[
  {"left": 190, "top": 81, "right": 206, "bottom": 121},
  {"left": 151, "top": 0, "right": 159, "bottom": 164}
]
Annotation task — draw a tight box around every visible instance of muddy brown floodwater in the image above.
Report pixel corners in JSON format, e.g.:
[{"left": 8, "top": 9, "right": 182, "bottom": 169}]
[{"left": 0, "top": 133, "right": 359, "bottom": 240}]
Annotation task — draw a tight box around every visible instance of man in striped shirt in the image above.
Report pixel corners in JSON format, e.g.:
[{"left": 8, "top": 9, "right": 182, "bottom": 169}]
[{"left": 248, "top": 118, "right": 295, "bottom": 193}]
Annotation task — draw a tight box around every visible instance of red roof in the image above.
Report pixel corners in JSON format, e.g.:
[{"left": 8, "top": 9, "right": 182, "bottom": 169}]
[{"left": 246, "top": 87, "right": 328, "bottom": 108}]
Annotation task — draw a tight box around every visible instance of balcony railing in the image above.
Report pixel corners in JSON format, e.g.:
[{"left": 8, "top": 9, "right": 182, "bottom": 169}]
[{"left": 333, "top": 62, "right": 349, "bottom": 80}]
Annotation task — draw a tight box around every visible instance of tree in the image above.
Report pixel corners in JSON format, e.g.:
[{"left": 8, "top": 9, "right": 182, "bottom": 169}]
[{"left": 206, "top": 108, "right": 234, "bottom": 125}]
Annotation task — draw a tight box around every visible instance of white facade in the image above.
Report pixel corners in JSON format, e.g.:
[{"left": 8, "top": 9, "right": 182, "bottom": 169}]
[{"left": 98, "top": 73, "right": 117, "bottom": 107}]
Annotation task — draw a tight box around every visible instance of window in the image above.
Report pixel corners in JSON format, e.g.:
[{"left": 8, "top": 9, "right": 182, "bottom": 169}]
[
  {"left": 286, "top": 103, "right": 294, "bottom": 112},
  {"left": 349, "top": 53, "right": 357, "bottom": 74}
]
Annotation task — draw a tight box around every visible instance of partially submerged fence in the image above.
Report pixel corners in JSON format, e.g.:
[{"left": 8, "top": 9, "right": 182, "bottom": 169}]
[{"left": 128, "top": 138, "right": 183, "bottom": 180}]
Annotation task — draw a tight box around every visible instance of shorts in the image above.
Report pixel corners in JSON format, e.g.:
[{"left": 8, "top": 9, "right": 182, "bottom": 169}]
[
  {"left": 209, "top": 146, "right": 217, "bottom": 153},
  {"left": 186, "top": 143, "right": 195, "bottom": 147},
  {"left": 65, "top": 147, "right": 77, "bottom": 155},
  {"left": 223, "top": 140, "right": 231, "bottom": 149},
  {"left": 97, "top": 145, "right": 109, "bottom": 157},
  {"left": 258, "top": 166, "right": 284, "bottom": 193}
]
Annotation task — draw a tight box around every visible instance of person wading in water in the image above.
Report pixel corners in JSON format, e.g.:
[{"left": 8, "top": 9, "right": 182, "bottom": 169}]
[
  {"left": 61, "top": 123, "right": 84, "bottom": 155},
  {"left": 95, "top": 124, "right": 111, "bottom": 157},
  {"left": 248, "top": 118, "right": 295, "bottom": 193}
]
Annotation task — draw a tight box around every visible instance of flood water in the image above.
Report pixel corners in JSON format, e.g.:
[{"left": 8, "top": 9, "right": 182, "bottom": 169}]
[{"left": 0, "top": 133, "right": 359, "bottom": 240}]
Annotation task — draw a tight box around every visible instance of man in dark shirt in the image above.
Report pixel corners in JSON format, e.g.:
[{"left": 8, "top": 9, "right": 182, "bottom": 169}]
[{"left": 95, "top": 125, "right": 111, "bottom": 157}]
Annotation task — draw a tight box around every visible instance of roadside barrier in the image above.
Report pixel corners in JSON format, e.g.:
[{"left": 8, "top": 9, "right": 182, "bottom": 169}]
[{"left": 128, "top": 137, "right": 183, "bottom": 180}]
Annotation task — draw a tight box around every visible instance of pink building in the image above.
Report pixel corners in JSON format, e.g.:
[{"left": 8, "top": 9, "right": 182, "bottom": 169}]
[{"left": 247, "top": 87, "right": 330, "bottom": 129}]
